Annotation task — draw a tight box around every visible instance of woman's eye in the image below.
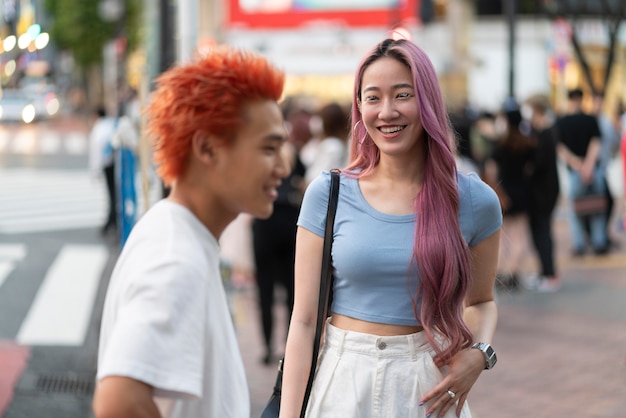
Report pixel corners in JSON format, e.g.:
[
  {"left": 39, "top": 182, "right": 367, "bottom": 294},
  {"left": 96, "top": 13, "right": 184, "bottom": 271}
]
[
  {"left": 397, "top": 92, "right": 412, "bottom": 99},
  {"left": 364, "top": 95, "right": 378, "bottom": 102}
]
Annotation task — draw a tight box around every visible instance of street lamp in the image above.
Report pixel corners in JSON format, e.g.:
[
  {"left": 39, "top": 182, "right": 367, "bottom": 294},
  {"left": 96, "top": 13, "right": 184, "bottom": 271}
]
[
  {"left": 3, "top": 36, "right": 16, "bottom": 52},
  {"left": 99, "top": 0, "right": 125, "bottom": 117},
  {"left": 505, "top": 0, "right": 517, "bottom": 98}
]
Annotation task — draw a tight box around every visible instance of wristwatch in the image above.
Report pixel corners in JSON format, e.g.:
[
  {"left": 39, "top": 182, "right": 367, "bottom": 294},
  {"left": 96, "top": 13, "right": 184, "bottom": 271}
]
[{"left": 472, "top": 342, "right": 497, "bottom": 370}]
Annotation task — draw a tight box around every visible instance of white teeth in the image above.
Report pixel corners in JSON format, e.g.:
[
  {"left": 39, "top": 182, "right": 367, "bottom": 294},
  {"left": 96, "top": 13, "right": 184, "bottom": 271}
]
[{"left": 380, "top": 126, "right": 404, "bottom": 134}]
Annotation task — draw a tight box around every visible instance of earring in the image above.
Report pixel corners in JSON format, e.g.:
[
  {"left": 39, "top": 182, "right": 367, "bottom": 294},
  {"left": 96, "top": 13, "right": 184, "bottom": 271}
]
[{"left": 353, "top": 120, "right": 367, "bottom": 144}]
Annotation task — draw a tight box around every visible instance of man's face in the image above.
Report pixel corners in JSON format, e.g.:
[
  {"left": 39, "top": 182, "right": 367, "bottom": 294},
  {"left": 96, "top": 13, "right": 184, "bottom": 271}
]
[{"left": 214, "top": 99, "right": 289, "bottom": 219}]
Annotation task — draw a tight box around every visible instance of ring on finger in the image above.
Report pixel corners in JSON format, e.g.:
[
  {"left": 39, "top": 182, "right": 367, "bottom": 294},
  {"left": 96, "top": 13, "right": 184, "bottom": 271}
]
[{"left": 447, "top": 390, "right": 456, "bottom": 399}]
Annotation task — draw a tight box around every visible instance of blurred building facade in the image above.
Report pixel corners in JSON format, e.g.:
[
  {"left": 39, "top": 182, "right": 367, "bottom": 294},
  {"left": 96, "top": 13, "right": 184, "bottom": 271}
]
[
  {"left": 176, "top": 0, "right": 626, "bottom": 113},
  {"left": 3, "top": 1, "right": 624, "bottom": 115}
]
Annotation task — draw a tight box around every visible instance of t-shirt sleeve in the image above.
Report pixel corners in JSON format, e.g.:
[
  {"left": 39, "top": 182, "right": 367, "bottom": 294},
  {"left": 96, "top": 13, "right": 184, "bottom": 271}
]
[
  {"left": 590, "top": 116, "right": 601, "bottom": 139},
  {"left": 98, "top": 259, "right": 206, "bottom": 399},
  {"left": 298, "top": 170, "right": 332, "bottom": 237},
  {"left": 466, "top": 173, "right": 502, "bottom": 246}
]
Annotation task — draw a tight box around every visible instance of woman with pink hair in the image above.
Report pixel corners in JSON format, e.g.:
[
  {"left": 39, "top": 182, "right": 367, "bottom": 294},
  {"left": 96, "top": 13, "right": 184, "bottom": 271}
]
[{"left": 281, "top": 38, "right": 502, "bottom": 418}]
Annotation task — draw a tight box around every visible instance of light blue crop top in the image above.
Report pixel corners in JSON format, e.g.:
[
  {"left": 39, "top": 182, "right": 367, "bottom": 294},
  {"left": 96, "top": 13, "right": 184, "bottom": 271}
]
[{"left": 297, "top": 170, "right": 502, "bottom": 327}]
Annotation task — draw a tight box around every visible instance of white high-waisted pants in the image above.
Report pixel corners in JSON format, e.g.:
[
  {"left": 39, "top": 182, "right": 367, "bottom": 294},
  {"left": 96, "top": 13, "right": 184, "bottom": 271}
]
[{"left": 305, "top": 321, "right": 472, "bottom": 418}]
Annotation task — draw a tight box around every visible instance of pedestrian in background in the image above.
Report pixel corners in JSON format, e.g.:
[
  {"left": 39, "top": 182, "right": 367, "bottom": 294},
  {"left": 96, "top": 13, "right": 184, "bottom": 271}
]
[
  {"left": 470, "top": 110, "right": 498, "bottom": 175},
  {"left": 93, "top": 46, "right": 288, "bottom": 418},
  {"left": 555, "top": 88, "right": 608, "bottom": 256},
  {"left": 592, "top": 92, "right": 621, "bottom": 246},
  {"left": 252, "top": 101, "right": 308, "bottom": 365},
  {"left": 449, "top": 101, "right": 480, "bottom": 172},
  {"left": 484, "top": 98, "right": 536, "bottom": 289},
  {"left": 524, "top": 94, "right": 561, "bottom": 292},
  {"left": 88, "top": 106, "right": 118, "bottom": 235},
  {"left": 304, "top": 101, "right": 350, "bottom": 184},
  {"left": 281, "top": 38, "right": 502, "bottom": 418}
]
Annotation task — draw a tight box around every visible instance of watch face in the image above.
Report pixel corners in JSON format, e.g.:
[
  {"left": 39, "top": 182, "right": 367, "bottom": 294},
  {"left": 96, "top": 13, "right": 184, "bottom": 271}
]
[{"left": 474, "top": 342, "right": 497, "bottom": 369}]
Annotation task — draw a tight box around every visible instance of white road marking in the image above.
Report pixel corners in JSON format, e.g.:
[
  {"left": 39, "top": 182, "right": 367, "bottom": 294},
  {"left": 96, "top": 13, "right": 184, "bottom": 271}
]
[
  {"left": 16, "top": 244, "right": 109, "bottom": 346},
  {"left": 0, "top": 261, "right": 15, "bottom": 289}
]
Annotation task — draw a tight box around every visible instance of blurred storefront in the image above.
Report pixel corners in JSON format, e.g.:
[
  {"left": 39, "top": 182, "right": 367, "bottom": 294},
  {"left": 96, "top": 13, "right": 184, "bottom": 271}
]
[
  {"left": 223, "top": 0, "right": 421, "bottom": 106},
  {"left": 165, "top": 1, "right": 626, "bottom": 113}
]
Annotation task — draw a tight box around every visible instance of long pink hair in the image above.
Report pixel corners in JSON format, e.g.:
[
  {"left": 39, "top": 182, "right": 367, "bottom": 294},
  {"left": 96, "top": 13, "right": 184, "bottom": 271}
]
[{"left": 345, "top": 39, "right": 473, "bottom": 363}]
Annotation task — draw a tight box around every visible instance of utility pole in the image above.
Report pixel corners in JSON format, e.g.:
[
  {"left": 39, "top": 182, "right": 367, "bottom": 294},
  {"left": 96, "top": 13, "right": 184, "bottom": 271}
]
[
  {"left": 505, "top": 0, "right": 517, "bottom": 98},
  {"left": 99, "top": 0, "right": 125, "bottom": 117},
  {"left": 159, "top": 0, "right": 176, "bottom": 73},
  {"left": 446, "top": 0, "right": 473, "bottom": 107},
  {"left": 177, "top": 0, "right": 198, "bottom": 63}
]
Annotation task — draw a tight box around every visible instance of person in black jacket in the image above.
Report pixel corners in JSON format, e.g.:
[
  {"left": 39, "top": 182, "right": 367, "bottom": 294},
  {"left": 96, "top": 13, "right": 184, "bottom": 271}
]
[
  {"left": 524, "top": 95, "right": 561, "bottom": 292},
  {"left": 252, "top": 103, "right": 309, "bottom": 365},
  {"left": 484, "top": 97, "right": 535, "bottom": 289}
]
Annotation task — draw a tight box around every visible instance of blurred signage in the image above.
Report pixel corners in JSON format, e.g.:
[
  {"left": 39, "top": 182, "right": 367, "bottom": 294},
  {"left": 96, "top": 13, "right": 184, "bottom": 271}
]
[
  {"left": 228, "top": 0, "right": 418, "bottom": 28},
  {"left": 240, "top": 0, "right": 397, "bottom": 12}
]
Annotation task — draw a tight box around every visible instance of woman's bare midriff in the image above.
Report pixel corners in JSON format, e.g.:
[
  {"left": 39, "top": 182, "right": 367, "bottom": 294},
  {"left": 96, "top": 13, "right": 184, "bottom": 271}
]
[{"left": 330, "top": 313, "right": 424, "bottom": 336}]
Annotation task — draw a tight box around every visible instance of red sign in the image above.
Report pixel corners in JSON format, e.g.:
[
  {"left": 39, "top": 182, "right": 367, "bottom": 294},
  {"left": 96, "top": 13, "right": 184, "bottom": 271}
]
[{"left": 227, "top": 0, "right": 419, "bottom": 29}]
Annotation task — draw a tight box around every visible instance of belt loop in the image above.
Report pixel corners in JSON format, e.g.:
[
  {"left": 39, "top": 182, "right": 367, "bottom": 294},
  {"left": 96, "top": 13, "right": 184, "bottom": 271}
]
[
  {"left": 336, "top": 325, "right": 346, "bottom": 356},
  {"left": 408, "top": 334, "right": 417, "bottom": 361}
]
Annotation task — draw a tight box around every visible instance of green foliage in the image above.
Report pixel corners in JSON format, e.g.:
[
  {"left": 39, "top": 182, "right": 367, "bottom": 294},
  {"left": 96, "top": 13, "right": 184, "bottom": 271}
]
[{"left": 43, "top": 0, "right": 142, "bottom": 69}]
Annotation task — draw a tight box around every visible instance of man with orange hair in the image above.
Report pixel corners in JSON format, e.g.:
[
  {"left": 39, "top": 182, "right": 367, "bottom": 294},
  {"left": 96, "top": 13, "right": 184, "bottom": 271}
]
[{"left": 93, "top": 46, "right": 288, "bottom": 418}]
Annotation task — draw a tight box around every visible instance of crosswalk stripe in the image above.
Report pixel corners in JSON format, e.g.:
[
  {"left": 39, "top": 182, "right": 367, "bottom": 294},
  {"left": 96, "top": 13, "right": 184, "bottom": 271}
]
[
  {"left": 39, "top": 133, "right": 61, "bottom": 154},
  {"left": 65, "top": 132, "right": 88, "bottom": 155},
  {"left": 0, "top": 131, "right": 10, "bottom": 152},
  {"left": 0, "top": 167, "right": 159, "bottom": 234},
  {"left": 0, "top": 261, "right": 15, "bottom": 289},
  {"left": 0, "top": 243, "right": 27, "bottom": 261},
  {"left": 10, "top": 130, "right": 37, "bottom": 154},
  {"left": 0, "top": 244, "right": 26, "bottom": 288},
  {"left": 16, "top": 244, "right": 109, "bottom": 346},
  {"left": 0, "top": 168, "right": 107, "bottom": 234},
  {"left": 0, "top": 129, "right": 87, "bottom": 155},
  {"left": 1, "top": 213, "right": 106, "bottom": 234}
]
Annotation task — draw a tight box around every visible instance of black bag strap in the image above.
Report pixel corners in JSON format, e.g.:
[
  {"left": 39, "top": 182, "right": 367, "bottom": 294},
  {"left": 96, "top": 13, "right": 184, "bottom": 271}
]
[{"left": 300, "top": 169, "right": 340, "bottom": 417}]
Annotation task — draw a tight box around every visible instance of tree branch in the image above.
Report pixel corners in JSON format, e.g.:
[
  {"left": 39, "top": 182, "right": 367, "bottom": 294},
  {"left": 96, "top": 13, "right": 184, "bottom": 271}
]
[{"left": 569, "top": 26, "right": 598, "bottom": 94}]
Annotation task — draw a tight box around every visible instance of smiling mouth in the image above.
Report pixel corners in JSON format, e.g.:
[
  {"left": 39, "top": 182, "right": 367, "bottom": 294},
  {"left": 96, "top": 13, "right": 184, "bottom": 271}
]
[
  {"left": 265, "top": 184, "right": 280, "bottom": 199},
  {"left": 379, "top": 125, "right": 406, "bottom": 134}
]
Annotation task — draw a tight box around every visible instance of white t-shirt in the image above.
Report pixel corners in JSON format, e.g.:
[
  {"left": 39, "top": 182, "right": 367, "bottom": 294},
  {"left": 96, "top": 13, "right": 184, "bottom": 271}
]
[
  {"left": 304, "top": 136, "right": 348, "bottom": 184},
  {"left": 96, "top": 199, "right": 249, "bottom": 418},
  {"left": 88, "top": 116, "right": 117, "bottom": 172}
]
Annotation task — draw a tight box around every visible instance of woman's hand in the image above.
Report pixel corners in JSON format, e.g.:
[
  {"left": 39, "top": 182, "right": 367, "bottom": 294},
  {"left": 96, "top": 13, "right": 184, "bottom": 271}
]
[{"left": 419, "top": 348, "right": 485, "bottom": 417}]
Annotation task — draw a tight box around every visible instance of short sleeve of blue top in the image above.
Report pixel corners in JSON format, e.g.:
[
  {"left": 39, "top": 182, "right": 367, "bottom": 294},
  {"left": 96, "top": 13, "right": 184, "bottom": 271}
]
[{"left": 297, "top": 170, "right": 502, "bottom": 327}]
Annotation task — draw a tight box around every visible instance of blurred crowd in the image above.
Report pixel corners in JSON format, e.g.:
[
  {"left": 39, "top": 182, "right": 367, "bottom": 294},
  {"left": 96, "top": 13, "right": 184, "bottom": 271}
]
[
  {"left": 450, "top": 89, "right": 624, "bottom": 293},
  {"left": 218, "top": 88, "right": 626, "bottom": 363},
  {"left": 219, "top": 95, "right": 351, "bottom": 364}
]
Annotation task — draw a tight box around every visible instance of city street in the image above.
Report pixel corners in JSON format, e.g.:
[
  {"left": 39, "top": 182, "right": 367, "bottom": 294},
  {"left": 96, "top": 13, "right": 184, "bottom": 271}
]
[
  {"left": 0, "top": 116, "right": 625, "bottom": 417},
  {"left": 0, "top": 116, "right": 119, "bottom": 418}
]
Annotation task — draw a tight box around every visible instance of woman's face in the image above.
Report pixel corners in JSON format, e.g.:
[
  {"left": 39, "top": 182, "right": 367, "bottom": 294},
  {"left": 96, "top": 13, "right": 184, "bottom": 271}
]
[{"left": 358, "top": 57, "right": 424, "bottom": 158}]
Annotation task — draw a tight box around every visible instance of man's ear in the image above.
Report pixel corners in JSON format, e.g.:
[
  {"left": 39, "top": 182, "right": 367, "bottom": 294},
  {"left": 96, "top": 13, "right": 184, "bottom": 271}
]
[{"left": 190, "top": 131, "right": 218, "bottom": 165}]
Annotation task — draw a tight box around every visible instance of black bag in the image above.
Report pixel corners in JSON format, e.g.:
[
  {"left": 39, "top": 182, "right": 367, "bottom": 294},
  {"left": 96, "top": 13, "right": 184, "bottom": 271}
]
[
  {"left": 573, "top": 194, "right": 608, "bottom": 216},
  {"left": 260, "top": 170, "right": 340, "bottom": 418},
  {"left": 260, "top": 358, "right": 282, "bottom": 418}
]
